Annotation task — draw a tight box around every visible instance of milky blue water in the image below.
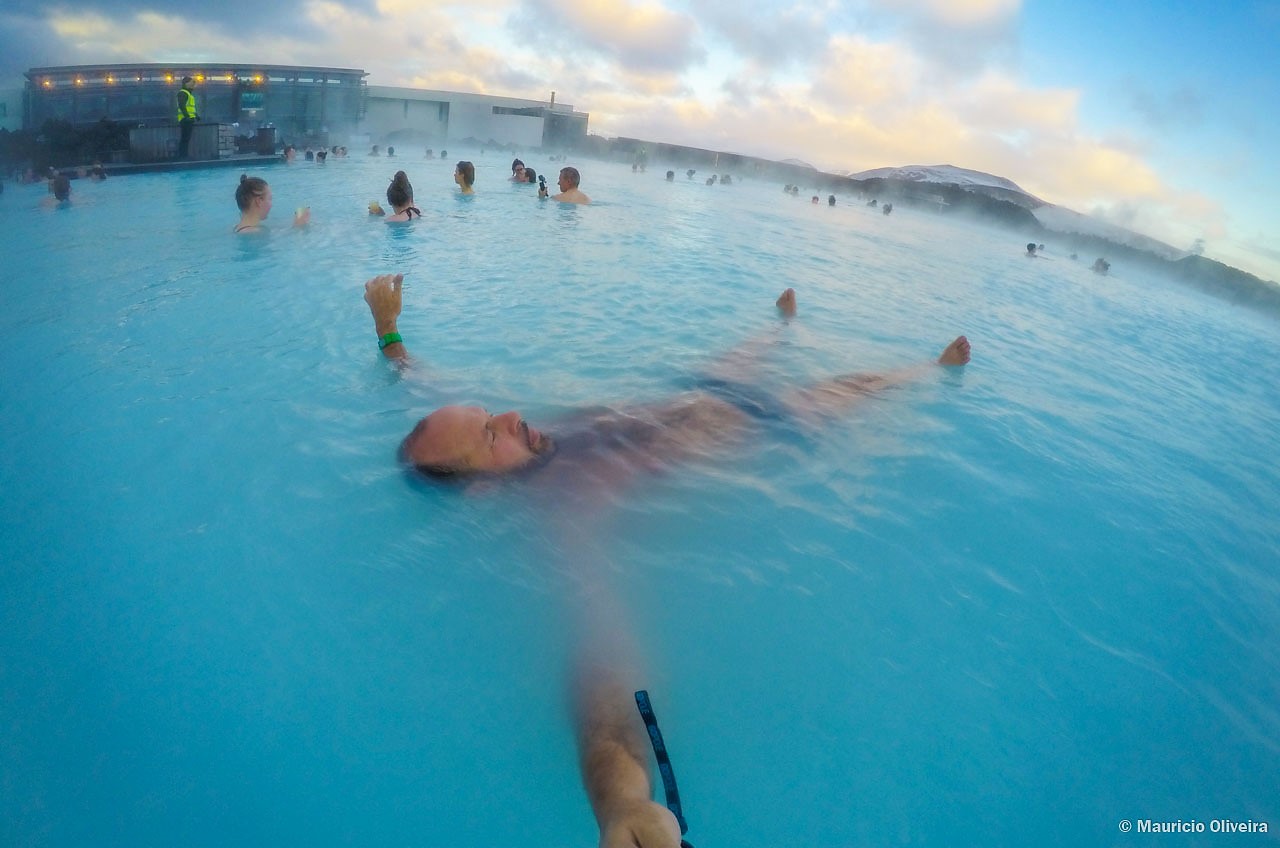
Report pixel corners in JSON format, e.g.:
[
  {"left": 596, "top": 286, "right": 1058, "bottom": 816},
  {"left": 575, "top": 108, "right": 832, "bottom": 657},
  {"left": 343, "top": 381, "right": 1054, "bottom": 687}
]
[{"left": 2, "top": 154, "right": 1278, "bottom": 847}]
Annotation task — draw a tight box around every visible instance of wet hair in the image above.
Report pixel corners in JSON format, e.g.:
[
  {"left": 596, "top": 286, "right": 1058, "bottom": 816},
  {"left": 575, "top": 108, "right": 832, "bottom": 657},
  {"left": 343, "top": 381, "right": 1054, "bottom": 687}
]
[
  {"left": 51, "top": 175, "right": 71, "bottom": 201},
  {"left": 455, "top": 161, "right": 475, "bottom": 187},
  {"left": 398, "top": 419, "right": 463, "bottom": 480},
  {"left": 387, "top": 170, "right": 414, "bottom": 207},
  {"left": 511, "top": 158, "right": 525, "bottom": 173},
  {"left": 559, "top": 166, "right": 581, "bottom": 188},
  {"left": 523, "top": 167, "right": 537, "bottom": 183},
  {"left": 235, "top": 174, "right": 268, "bottom": 211}
]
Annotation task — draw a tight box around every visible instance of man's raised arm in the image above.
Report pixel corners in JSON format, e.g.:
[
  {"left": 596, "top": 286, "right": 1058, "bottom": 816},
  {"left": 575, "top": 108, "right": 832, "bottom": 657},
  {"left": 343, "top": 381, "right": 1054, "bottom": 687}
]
[{"left": 364, "top": 274, "right": 407, "bottom": 361}]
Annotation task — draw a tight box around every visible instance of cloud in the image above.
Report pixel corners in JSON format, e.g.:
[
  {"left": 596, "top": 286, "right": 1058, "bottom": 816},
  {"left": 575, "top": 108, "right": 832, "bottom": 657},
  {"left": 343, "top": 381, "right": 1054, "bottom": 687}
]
[
  {"left": 809, "top": 35, "right": 920, "bottom": 112},
  {"left": 862, "top": 0, "right": 1021, "bottom": 78},
  {"left": 516, "top": 0, "right": 704, "bottom": 73},
  {"left": 684, "top": 0, "right": 832, "bottom": 69},
  {"left": 889, "top": 0, "right": 1020, "bottom": 28}
]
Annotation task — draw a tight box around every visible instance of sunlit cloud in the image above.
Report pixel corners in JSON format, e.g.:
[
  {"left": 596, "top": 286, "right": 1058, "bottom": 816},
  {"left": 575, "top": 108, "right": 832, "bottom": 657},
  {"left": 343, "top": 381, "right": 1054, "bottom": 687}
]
[
  {"left": 889, "top": 0, "right": 1021, "bottom": 27},
  {"left": 519, "top": 0, "right": 704, "bottom": 73}
]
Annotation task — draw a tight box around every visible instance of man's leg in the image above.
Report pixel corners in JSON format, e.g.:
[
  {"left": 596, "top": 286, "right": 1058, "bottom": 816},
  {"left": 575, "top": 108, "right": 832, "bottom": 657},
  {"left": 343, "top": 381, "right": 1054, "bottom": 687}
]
[
  {"left": 178, "top": 119, "right": 194, "bottom": 159},
  {"left": 781, "top": 334, "right": 970, "bottom": 418},
  {"left": 698, "top": 288, "right": 798, "bottom": 384}
]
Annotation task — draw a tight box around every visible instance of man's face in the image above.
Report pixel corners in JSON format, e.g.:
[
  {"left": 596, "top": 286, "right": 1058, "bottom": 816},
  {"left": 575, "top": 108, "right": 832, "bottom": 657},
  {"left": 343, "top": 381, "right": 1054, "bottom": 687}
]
[
  {"left": 558, "top": 171, "right": 572, "bottom": 192},
  {"left": 402, "top": 405, "right": 551, "bottom": 474}
]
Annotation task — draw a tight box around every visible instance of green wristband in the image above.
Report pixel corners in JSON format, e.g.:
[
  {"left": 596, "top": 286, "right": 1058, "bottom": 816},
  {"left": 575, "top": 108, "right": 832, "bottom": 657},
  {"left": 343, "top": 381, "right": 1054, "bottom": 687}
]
[{"left": 378, "top": 332, "right": 403, "bottom": 350}]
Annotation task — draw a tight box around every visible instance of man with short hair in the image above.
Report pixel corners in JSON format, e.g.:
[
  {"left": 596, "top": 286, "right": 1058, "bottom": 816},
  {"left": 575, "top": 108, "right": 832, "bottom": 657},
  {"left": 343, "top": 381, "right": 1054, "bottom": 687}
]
[
  {"left": 363, "top": 274, "right": 969, "bottom": 488},
  {"left": 176, "top": 76, "right": 198, "bottom": 159},
  {"left": 548, "top": 166, "right": 591, "bottom": 204}
]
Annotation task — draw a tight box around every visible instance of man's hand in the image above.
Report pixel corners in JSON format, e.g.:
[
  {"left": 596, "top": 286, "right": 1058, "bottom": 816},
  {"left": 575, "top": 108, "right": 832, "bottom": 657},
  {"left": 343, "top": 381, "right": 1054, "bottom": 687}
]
[
  {"left": 364, "top": 273, "right": 404, "bottom": 336},
  {"left": 600, "top": 800, "right": 683, "bottom": 848}
]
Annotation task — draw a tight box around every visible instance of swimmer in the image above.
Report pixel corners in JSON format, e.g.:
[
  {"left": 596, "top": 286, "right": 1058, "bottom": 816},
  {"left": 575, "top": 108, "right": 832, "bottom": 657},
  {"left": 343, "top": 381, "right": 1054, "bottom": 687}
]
[
  {"left": 454, "top": 161, "right": 475, "bottom": 195},
  {"left": 550, "top": 167, "right": 590, "bottom": 204},
  {"left": 510, "top": 158, "right": 528, "bottom": 182},
  {"left": 47, "top": 174, "right": 71, "bottom": 204},
  {"left": 827, "top": 195, "right": 835, "bottom": 206},
  {"left": 666, "top": 170, "right": 675, "bottom": 182},
  {"left": 233, "top": 174, "right": 309, "bottom": 233},
  {"left": 370, "top": 145, "right": 381, "bottom": 157},
  {"left": 361, "top": 274, "right": 969, "bottom": 485},
  {"left": 383, "top": 171, "right": 422, "bottom": 222},
  {"left": 1026, "top": 242, "right": 1038, "bottom": 257}
]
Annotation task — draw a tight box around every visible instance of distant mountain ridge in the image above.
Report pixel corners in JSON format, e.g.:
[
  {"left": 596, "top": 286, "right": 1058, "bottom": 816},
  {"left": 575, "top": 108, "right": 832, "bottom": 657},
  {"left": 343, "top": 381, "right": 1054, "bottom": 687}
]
[
  {"left": 848, "top": 163, "right": 1186, "bottom": 260},
  {"left": 851, "top": 164, "right": 1033, "bottom": 197},
  {"left": 844, "top": 163, "right": 1280, "bottom": 311}
]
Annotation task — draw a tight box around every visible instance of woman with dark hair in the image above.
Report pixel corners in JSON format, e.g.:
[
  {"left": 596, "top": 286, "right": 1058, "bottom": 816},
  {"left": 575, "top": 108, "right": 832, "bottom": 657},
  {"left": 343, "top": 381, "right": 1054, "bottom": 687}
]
[
  {"left": 384, "top": 171, "right": 421, "bottom": 222},
  {"left": 233, "top": 174, "right": 309, "bottom": 233},
  {"left": 454, "top": 161, "right": 475, "bottom": 195},
  {"left": 510, "top": 158, "right": 527, "bottom": 182}
]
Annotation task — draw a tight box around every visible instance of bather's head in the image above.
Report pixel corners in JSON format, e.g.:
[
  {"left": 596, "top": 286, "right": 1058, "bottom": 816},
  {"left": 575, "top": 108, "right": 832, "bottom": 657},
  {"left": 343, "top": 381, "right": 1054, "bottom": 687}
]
[
  {"left": 387, "top": 170, "right": 414, "bottom": 208},
  {"left": 236, "top": 174, "right": 271, "bottom": 216},
  {"left": 455, "top": 161, "right": 475, "bottom": 188},
  {"left": 400, "top": 405, "right": 554, "bottom": 478}
]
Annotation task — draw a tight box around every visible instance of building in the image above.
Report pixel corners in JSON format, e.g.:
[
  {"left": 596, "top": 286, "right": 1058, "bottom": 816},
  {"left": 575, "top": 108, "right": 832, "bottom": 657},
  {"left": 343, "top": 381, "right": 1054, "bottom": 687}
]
[
  {"left": 19, "top": 63, "right": 588, "bottom": 152},
  {"left": 23, "top": 63, "right": 368, "bottom": 143},
  {"left": 363, "top": 86, "right": 587, "bottom": 149}
]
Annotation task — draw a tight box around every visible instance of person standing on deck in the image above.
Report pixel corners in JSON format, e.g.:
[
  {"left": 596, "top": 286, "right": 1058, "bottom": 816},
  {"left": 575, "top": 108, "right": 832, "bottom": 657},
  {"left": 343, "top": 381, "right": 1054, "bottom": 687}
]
[{"left": 176, "top": 77, "right": 198, "bottom": 160}]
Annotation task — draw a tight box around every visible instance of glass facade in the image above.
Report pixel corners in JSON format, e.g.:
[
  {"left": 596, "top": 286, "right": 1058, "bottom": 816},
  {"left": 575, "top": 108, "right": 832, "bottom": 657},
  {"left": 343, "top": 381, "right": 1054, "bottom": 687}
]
[{"left": 24, "top": 64, "right": 367, "bottom": 140}]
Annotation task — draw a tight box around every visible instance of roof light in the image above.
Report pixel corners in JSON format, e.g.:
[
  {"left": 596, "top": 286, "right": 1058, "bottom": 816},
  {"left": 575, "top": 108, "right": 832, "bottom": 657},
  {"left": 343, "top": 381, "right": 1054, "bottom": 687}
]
[
  {"left": 195, "top": 73, "right": 204, "bottom": 82},
  {"left": 165, "top": 74, "right": 174, "bottom": 82}
]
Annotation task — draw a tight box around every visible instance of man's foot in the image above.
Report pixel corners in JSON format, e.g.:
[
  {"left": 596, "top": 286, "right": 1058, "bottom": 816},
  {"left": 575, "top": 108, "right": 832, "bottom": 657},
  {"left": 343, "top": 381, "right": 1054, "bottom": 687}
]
[
  {"left": 938, "top": 335, "right": 971, "bottom": 365},
  {"left": 776, "top": 288, "right": 797, "bottom": 316}
]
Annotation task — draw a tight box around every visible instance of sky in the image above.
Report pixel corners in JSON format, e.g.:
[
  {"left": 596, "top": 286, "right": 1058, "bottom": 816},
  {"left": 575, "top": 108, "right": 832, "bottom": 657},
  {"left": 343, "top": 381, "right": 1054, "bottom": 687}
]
[{"left": 3, "top": 0, "right": 1278, "bottom": 282}]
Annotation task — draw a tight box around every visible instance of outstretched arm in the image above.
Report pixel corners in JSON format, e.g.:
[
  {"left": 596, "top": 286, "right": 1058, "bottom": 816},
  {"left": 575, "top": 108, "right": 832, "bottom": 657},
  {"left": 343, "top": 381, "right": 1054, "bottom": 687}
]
[
  {"left": 364, "top": 274, "right": 407, "bottom": 361},
  {"left": 575, "top": 666, "right": 682, "bottom": 848}
]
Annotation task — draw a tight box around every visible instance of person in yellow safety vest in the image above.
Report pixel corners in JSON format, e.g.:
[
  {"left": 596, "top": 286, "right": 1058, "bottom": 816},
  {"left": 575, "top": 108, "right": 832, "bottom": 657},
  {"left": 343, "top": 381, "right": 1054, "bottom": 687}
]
[{"left": 176, "top": 76, "right": 198, "bottom": 159}]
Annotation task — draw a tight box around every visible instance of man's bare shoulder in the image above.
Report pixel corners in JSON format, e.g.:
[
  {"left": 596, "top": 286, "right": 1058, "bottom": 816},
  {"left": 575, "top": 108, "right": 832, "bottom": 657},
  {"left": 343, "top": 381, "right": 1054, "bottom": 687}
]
[{"left": 553, "top": 189, "right": 591, "bottom": 204}]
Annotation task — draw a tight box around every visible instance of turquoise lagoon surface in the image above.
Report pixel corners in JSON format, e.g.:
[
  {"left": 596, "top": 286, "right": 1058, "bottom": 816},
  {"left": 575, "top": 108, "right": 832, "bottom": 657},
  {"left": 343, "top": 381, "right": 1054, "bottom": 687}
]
[{"left": 2, "top": 154, "right": 1278, "bottom": 846}]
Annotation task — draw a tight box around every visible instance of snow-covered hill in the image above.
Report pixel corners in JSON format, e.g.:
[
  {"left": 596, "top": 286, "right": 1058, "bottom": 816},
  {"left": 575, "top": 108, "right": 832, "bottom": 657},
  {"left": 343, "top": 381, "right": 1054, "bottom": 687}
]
[
  {"left": 850, "top": 163, "right": 1184, "bottom": 259},
  {"left": 850, "top": 163, "right": 1032, "bottom": 196}
]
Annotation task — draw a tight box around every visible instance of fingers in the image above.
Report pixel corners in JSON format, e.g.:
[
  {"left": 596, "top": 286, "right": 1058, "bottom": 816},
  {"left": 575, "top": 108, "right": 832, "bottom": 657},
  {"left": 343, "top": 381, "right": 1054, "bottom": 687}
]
[{"left": 364, "top": 273, "right": 403, "bottom": 304}]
